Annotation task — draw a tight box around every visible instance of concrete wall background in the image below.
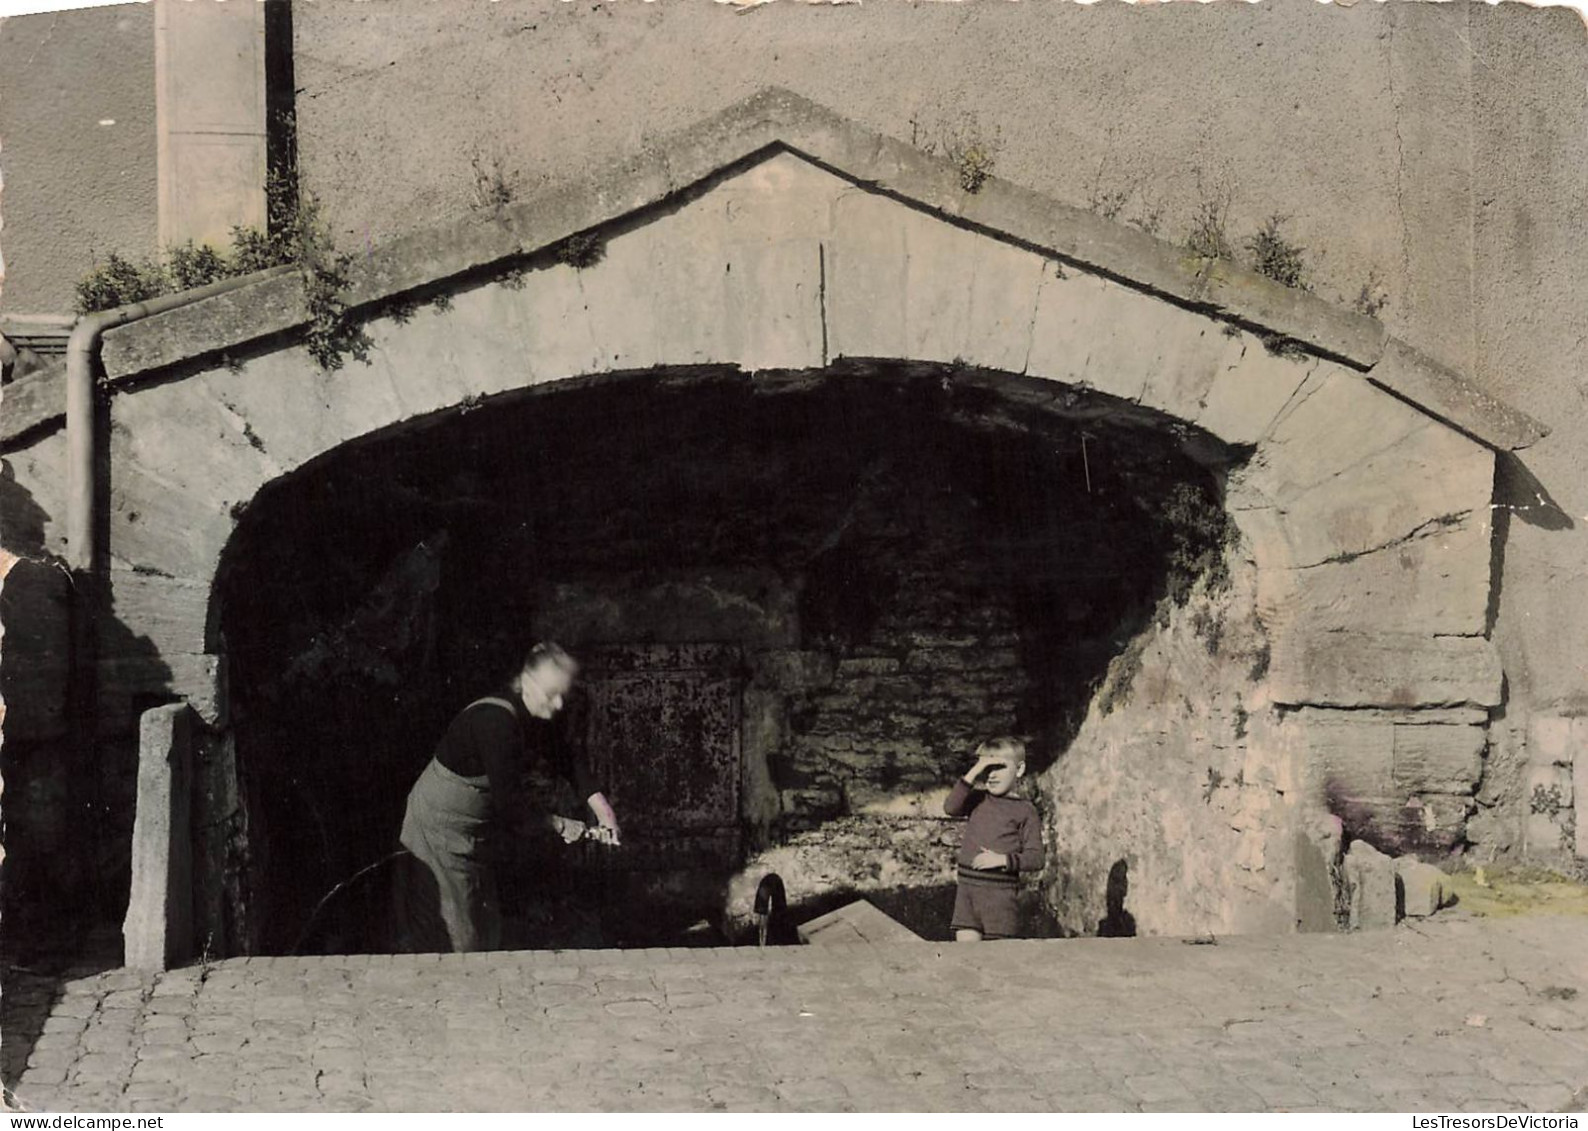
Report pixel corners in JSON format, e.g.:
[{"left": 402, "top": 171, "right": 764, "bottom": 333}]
[
  {"left": 0, "top": 3, "right": 158, "bottom": 315},
  {"left": 1470, "top": 7, "right": 1588, "bottom": 859},
  {"left": 292, "top": 0, "right": 1588, "bottom": 861},
  {"left": 292, "top": 0, "right": 1463, "bottom": 363}
]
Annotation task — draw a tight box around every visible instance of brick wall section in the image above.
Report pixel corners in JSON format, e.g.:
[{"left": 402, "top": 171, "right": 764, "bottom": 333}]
[{"left": 783, "top": 541, "right": 1031, "bottom": 822}]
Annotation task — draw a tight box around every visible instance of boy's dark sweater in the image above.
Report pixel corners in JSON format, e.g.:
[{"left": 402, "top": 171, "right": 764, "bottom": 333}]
[{"left": 943, "top": 778, "right": 1044, "bottom": 877}]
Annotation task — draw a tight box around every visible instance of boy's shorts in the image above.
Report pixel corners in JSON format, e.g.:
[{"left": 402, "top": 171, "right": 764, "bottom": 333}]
[{"left": 951, "top": 874, "right": 1019, "bottom": 939}]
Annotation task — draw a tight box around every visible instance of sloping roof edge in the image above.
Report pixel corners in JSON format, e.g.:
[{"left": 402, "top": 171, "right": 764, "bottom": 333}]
[{"left": 1, "top": 87, "right": 1547, "bottom": 453}]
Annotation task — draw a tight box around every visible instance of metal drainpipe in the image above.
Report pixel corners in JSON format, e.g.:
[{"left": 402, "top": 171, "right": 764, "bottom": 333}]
[
  {"left": 65, "top": 269, "right": 295, "bottom": 568},
  {"left": 63, "top": 267, "right": 294, "bottom": 917}
]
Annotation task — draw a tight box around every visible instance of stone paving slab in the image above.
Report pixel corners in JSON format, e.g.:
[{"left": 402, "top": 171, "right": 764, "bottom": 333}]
[{"left": 4, "top": 915, "right": 1587, "bottom": 1113}]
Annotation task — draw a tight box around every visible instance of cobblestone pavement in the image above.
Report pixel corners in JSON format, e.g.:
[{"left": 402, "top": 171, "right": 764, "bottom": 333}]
[{"left": 5, "top": 915, "right": 1586, "bottom": 1113}]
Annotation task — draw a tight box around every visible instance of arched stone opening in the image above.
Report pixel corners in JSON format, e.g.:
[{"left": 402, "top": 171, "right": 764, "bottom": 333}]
[
  {"left": 210, "top": 364, "right": 1244, "bottom": 952},
  {"left": 1, "top": 91, "right": 1533, "bottom": 961}
]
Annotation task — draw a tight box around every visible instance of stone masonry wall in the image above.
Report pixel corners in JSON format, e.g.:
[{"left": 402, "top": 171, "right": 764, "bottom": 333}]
[
  {"left": 1040, "top": 547, "right": 1302, "bottom": 939},
  {"left": 1523, "top": 716, "right": 1585, "bottom": 866},
  {"left": 783, "top": 583, "right": 1027, "bottom": 825}
]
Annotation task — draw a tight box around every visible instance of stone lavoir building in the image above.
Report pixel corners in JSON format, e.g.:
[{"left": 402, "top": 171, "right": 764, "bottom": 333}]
[{"left": 1, "top": 0, "right": 1585, "bottom": 965}]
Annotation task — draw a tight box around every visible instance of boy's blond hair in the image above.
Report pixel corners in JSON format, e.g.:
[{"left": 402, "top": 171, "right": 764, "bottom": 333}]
[{"left": 975, "top": 736, "right": 1027, "bottom": 766}]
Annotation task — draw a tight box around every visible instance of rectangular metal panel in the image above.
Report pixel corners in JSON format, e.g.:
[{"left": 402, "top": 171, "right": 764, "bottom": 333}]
[{"left": 580, "top": 645, "right": 743, "bottom": 870}]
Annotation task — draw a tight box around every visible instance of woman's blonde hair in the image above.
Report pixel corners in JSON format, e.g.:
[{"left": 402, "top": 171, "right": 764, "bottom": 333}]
[{"left": 523, "top": 641, "right": 578, "bottom": 674}]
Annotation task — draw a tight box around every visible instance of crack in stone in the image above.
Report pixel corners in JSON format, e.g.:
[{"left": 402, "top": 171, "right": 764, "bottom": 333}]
[
  {"left": 1019, "top": 260, "right": 1047, "bottom": 377},
  {"left": 1261, "top": 361, "right": 1326, "bottom": 444},
  {"left": 818, "top": 241, "right": 829, "bottom": 367},
  {"left": 1303, "top": 415, "right": 1438, "bottom": 505},
  {"left": 1385, "top": 16, "right": 1415, "bottom": 320},
  {"left": 1291, "top": 509, "right": 1471, "bottom": 570}
]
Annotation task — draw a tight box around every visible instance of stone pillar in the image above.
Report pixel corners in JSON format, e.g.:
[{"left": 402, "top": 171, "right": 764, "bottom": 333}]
[
  {"left": 123, "top": 703, "right": 194, "bottom": 970},
  {"left": 154, "top": 0, "right": 268, "bottom": 249}
]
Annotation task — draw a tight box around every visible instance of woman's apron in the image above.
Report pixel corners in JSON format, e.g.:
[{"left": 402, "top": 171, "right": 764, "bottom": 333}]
[{"left": 397, "top": 697, "right": 518, "bottom": 953}]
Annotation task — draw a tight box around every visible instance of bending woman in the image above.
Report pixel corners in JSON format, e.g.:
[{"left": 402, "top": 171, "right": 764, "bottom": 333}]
[{"left": 392, "top": 642, "right": 621, "bottom": 953}]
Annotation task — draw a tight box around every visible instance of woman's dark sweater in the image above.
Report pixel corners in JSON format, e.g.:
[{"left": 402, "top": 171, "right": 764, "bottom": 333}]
[{"left": 433, "top": 690, "right": 598, "bottom": 820}]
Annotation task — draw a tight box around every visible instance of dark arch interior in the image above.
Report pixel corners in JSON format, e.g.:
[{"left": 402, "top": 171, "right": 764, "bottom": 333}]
[{"left": 215, "top": 366, "right": 1237, "bottom": 954}]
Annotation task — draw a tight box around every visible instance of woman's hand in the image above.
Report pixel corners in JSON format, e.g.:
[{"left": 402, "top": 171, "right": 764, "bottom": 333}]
[
  {"left": 587, "top": 825, "right": 620, "bottom": 847},
  {"left": 549, "top": 815, "right": 586, "bottom": 844}
]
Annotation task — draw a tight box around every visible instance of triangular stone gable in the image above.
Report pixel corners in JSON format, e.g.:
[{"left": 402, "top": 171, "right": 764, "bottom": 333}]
[{"left": 0, "top": 88, "right": 1537, "bottom": 455}]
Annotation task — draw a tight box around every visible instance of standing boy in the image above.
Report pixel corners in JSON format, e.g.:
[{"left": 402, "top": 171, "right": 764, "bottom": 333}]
[{"left": 944, "top": 736, "right": 1045, "bottom": 942}]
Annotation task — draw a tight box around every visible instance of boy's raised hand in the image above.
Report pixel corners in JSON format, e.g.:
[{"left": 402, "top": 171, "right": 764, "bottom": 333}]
[{"left": 962, "top": 752, "right": 995, "bottom": 786}]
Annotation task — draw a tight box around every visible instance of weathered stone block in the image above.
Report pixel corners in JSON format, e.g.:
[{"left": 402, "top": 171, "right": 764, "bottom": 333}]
[
  {"left": 123, "top": 704, "right": 195, "bottom": 970},
  {"left": 1024, "top": 268, "right": 1155, "bottom": 404},
  {"left": 718, "top": 232, "right": 827, "bottom": 374},
  {"left": 98, "top": 653, "right": 226, "bottom": 733},
  {"left": 0, "top": 368, "right": 67, "bottom": 448},
  {"left": 740, "top": 689, "right": 785, "bottom": 842},
  {"left": 1525, "top": 811, "right": 1568, "bottom": 855},
  {"left": 1365, "top": 338, "right": 1548, "bottom": 452},
  {"left": 1194, "top": 348, "right": 1318, "bottom": 448},
  {"left": 1392, "top": 722, "right": 1487, "bottom": 795},
  {"left": 108, "top": 569, "right": 213, "bottom": 655},
  {"left": 1524, "top": 763, "right": 1574, "bottom": 856},
  {"left": 750, "top": 650, "right": 836, "bottom": 691},
  {"left": 1400, "top": 793, "right": 1475, "bottom": 854},
  {"left": 110, "top": 382, "right": 281, "bottom": 512},
  {"left": 1244, "top": 368, "right": 1433, "bottom": 503},
  {"left": 105, "top": 460, "right": 234, "bottom": 582},
  {"left": 1195, "top": 257, "right": 1387, "bottom": 369},
  {"left": 372, "top": 289, "right": 534, "bottom": 413},
  {"left": 1268, "top": 632, "right": 1502, "bottom": 709},
  {"left": 187, "top": 358, "right": 330, "bottom": 479},
  {"left": 1395, "top": 857, "right": 1448, "bottom": 918},
  {"left": 1292, "top": 706, "right": 1392, "bottom": 792},
  {"left": 1, "top": 429, "right": 70, "bottom": 557},
  {"left": 1529, "top": 716, "right": 1578, "bottom": 767},
  {"left": 1345, "top": 840, "right": 1398, "bottom": 930},
  {"left": 1575, "top": 751, "right": 1588, "bottom": 860},
  {"left": 1258, "top": 514, "right": 1492, "bottom": 638},
  {"left": 825, "top": 189, "right": 909, "bottom": 361},
  {"left": 100, "top": 268, "right": 307, "bottom": 384},
  {"left": 1293, "top": 823, "right": 1343, "bottom": 933},
  {"left": 1135, "top": 318, "right": 1249, "bottom": 425},
  {"left": 1274, "top": 417, "right": 1494, "bottom": 570}
]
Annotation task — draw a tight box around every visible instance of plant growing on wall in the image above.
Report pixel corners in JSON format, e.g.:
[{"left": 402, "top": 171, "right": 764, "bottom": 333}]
[
  {"left": 1353, "top": 268, "right": 1390, "bottom": 318},
  {"left": 1245, "top": 214, "right": 1310, "bottom": 291},
  {"left": 909, "top": 109, "right": 1000, "bottom": 195},
  {"left": 75, "top": 171, "right": 372, "bottom": 371},
  {"left": 552, "top": 231, "right": 606, "bottom": 270},
  {"left": 72, "top": 252, "right": 171, "bottom": 312},
  {"left": 1185, "top": 172, "right": 1236, "bottom": 262},
  {"left": 468, "top": 149, "right": 517, "bottom": 213},
  {"left": 1156, "top": 480, "right": 1237, "bottom": 605}
]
